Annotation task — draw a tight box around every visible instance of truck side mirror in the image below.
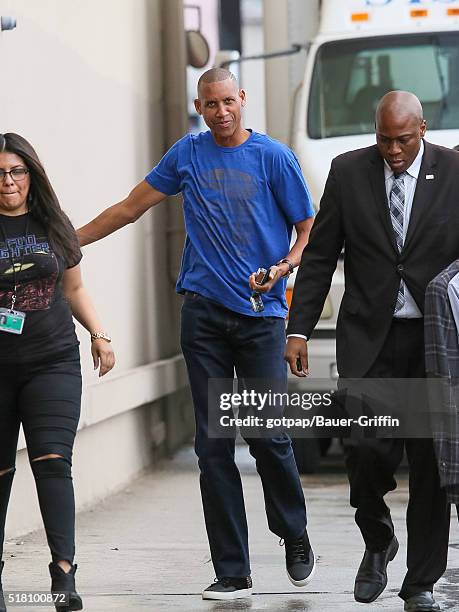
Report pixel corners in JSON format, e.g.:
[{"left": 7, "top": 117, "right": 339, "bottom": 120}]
[{"left": 186, "top": 30, "right": 210, "bottom": 68}]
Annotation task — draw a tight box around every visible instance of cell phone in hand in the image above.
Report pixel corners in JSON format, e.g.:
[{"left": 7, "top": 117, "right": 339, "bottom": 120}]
[
  {"left": 250, "top": 267, "right": 271, "bottom": 313},
  {"left": 255, "top": 267, "right": 271, "bottom": 285}
]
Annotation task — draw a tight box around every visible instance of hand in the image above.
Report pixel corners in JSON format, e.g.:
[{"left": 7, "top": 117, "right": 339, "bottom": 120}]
[
  {"left": 91, "top": 339, "right": 116, "bottom": 377},
  {"left": 248, "top": 265, "right": 285, "bottom": 294},
  {"left": 284, "top": 337, "right": 309, "bottom": 377}
]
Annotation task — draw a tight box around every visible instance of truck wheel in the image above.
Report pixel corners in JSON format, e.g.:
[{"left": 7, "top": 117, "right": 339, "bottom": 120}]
[{"left": 291, "top": 438, "right": 321, "bottom": 474}]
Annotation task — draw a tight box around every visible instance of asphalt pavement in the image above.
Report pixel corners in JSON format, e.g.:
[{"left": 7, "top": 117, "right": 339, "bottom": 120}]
[{"left": 2, "top": 443, "right": 459, "bottom": 611}]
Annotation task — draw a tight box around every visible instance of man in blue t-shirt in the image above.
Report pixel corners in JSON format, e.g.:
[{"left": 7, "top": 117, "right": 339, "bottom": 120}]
[{"left": 78, "top": 68, "right": 315, "bottom": 600}]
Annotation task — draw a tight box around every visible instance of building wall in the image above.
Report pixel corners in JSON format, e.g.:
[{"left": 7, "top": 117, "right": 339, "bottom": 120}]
[
  {"left": 0, "top": 0, "right": 193, "bottom": 536},
  {"left": 241, "top": 0, "right": 266, "bottom": 133},
  {"left": 0, "top": 0, "right": 172, "bottom": 368},
  {"left": 263, "top": 0, "right": 319, "bottom": 144}
]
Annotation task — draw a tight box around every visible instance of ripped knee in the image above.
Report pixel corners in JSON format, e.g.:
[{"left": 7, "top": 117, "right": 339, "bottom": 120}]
[{"left": 30, "top": 455, "right": 72, "bottom": 480}]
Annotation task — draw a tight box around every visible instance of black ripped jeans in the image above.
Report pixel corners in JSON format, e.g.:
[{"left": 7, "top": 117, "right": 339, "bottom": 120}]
[{"left": 0, "top": 347, "right": 81, "bottom": 563}]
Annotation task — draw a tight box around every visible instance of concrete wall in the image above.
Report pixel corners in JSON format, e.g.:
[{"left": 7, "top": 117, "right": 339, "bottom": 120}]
[
  {"left": 263, "top": 0, "right": 320, "bottom": 144},
  {"left": 0, "top": 0, "right": 194, "bottom": 537},
  {"left": 241, "top": 0, "right": 266, "bottom": 133}
]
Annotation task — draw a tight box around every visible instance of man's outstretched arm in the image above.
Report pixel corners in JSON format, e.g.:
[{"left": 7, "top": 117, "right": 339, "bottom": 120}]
[{"left": 77, "top": 180, "right": 168, "bottom": 246}]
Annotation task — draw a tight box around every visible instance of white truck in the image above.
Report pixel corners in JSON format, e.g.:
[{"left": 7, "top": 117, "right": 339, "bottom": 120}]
[{"left": 218, "top": 0, "right": 459, "bottom": 470}]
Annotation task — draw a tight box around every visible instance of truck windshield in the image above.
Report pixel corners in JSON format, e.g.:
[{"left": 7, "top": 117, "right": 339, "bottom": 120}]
[{"left": 308, "top": 33, "right": 459, "bottom": 139}]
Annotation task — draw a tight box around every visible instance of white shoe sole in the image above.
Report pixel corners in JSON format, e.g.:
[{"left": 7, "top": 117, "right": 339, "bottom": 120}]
[
  {"left": 287, "top": 554, "right": 316, "bottom": 587},
  {"left": 202, "top": 587, "right": 252, "bottom": 600}
]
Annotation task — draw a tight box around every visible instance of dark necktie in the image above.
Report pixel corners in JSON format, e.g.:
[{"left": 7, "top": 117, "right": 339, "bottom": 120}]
[{"left": 389, "top": 172, "right": 406, "bottom": 312}]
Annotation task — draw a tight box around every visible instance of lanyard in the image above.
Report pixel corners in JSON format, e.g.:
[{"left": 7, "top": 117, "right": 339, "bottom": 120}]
[{"left": 0, "top": 214, "right": 30, "bottom": 311}]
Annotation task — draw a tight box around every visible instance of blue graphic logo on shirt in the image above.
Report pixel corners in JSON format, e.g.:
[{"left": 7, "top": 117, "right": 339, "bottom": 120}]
[{"left": 0, "top": 234, "right": 50, "bottom": 259}]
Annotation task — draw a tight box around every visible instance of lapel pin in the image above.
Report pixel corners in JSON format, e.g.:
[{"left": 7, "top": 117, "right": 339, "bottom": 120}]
[{"left": 426, "top": 174, "right": 435, "bottom": 180}]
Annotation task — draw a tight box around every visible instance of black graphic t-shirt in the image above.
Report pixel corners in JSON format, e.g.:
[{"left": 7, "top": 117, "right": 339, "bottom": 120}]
[{"left": 0, "top": 212, "right": 82, "bottom": 363}]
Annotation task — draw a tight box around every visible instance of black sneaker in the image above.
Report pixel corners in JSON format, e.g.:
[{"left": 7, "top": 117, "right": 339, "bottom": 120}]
[
  {"left": 202, "top": 576, "right": 252, "bottom": 600},
  {"left": 282, "top": 530, "right": 316, "bottom": 587}
]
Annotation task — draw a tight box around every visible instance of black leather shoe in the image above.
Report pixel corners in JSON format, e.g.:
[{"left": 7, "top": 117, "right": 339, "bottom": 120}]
[
  {"left": 0, "top": 561, "right": 6, "bottom": 612},
  {"left": 49, "top": 563, "right": 83, "bottom": 611},
  {"left": 404, "top": 592, "right": 440, "bottom": 611},
  {"left": 354, "top": 535, "right": 399, "bottom": 603}
]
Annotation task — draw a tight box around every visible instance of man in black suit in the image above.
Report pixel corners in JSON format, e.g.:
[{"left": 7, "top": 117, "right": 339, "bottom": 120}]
[{"left": 285, "top": 91, "right": 459, "bottom": 612}]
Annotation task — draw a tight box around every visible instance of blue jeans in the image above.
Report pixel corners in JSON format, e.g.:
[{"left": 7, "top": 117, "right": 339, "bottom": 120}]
[{"left": 181, "top": 292, "right": 307, "bottom": 578}]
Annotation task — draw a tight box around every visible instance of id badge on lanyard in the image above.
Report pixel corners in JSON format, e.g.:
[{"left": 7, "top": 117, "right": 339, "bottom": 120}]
[
  {"left": 0, "top": 307, "right": 26, "bottom": 334},
  {"left": 0, "top": 216, "right": 29, "bottom": 335}
]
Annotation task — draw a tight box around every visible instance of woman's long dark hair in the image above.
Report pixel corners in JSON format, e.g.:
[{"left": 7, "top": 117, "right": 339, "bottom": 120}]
[{"left": 0, "top": 132, "right": 80, "bottom": 264}]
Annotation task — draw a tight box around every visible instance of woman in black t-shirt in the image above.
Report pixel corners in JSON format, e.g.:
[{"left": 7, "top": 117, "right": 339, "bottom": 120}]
[{"left": 0, "top": 133, "right": 115, "bottom": 612}]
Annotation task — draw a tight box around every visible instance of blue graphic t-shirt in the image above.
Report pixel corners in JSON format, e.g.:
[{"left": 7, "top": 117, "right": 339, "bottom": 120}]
[{"left": 145, "top": 130, "right": 314, "bottom": 318}]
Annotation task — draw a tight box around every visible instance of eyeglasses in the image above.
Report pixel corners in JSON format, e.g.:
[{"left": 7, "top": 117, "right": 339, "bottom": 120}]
[{"left": 0, "top": 168, "right": 29, "bottom": 182}]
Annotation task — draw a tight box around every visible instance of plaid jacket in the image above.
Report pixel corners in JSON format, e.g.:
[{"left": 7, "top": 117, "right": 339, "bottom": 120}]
[{"left": 424, "top": 259, "right": 459, "bottom": 503}]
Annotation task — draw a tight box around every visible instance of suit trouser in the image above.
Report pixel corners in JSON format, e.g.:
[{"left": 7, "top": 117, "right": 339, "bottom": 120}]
[
  {"left": 343, "top": 318, "right": 450, "bottom": 600},
  {"left": 180, "top": 291, "right": 307, "bottom": 579}
]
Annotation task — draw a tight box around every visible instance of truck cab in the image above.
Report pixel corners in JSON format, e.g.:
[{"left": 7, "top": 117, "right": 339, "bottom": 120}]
[{"left": 294, "top": 0, "right": 459, "bottom": 204}]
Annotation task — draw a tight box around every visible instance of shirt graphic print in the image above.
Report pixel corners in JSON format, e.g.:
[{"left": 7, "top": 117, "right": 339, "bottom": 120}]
[{"left": 0, "top": 232, "right": 58, "bottom": 311}]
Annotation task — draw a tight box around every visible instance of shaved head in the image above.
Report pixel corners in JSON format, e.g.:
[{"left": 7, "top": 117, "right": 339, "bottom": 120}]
[
  {"left": 375, "top": 90, "right": 426, "bottom": 174},
  {"left": 376, "top": 90, "right": 423, "bottom": 127},
  {"left": 194, "top": 67, "right": 247, "bottom": 147},
  {"left": 197, "top": 68, "right": 238, "bottom": 96}
]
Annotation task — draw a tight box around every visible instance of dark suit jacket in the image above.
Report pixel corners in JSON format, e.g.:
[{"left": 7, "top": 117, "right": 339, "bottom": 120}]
[{"left": 287, "top": 140, "right": 459, "bottom": 377}]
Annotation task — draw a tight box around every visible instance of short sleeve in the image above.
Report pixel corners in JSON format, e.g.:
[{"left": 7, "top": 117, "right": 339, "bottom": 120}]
[
  {"left": 66, "top": 248, "right": 82, "bottom": 269},
  {"left": 269, "top": 146, "right": 315, "bottom": 224},
  {"left": 145, "top": 138, "right": 183, "bottom": 196}
]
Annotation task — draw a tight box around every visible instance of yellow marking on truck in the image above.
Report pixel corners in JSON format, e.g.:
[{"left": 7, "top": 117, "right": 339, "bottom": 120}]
[{"left": 351, "top": 12, "right": 369, "bottom": 22}]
